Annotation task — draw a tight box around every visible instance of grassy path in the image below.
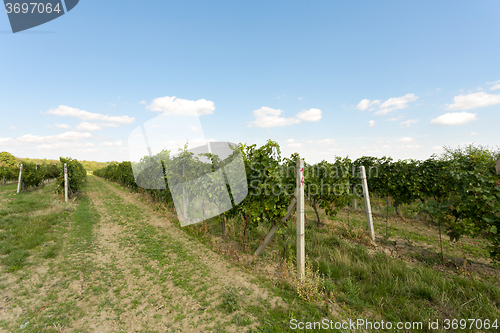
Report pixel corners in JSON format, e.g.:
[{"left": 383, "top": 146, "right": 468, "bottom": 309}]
[
  {"left": 85, "top": 174, "right": 291, "bottom": 332},
  {"left": 1, "top": 176, "right": 292, "bottom": 332}
]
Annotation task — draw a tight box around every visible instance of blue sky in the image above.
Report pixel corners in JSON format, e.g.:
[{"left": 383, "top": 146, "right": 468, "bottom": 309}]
[{"left": 1, "top": 0, "right": 499, "bottom": 163}]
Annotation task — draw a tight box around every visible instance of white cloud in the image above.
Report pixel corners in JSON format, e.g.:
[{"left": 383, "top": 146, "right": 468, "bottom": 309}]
[
  {"left": 404, "top": 144, "right": 420, "bottom": 149},
  {"left": 37, "top": 142, "right": 74, "bottom": 150},
  {"left": 430, "top": 112, "right": 477, "bottom": 125},
  {"left": 357, "top": 94, "right": 418, "bottom": 115},
  {"left": 470, "top": 131, "right": 479, "bottom": 136},
  {"left": 448, "top": 92, "right": 500, "bottom": 110},
  {"left": 296, "top": 108, "right": 322, "bottom": 122},
  {"left": 382, "top": 145, "right": 390, "bottom": 149},
  {"left": 0, "top": 137, "right": 13, "bottom": 145},
  {"left": 9, "top": 126, "right": 16, "bottom": 130},
  {"left": 487, "top": 80, "right": 500, "bottom": 90},
  {"left": 249, "top": 107, "right": 300, "bottom": 128},
  {"left": 432, "top": 146, "right": 442, "bottom": 150},
  {"left": 3, "top": 131, "right": 94, "bottom": 149},
  {"left": 395, "top": 137, "right": 414, "bottom": 142},
  {"left": 146, "top": 96, "right": 215, "bottom": 116},
  {"left": 190, "top": 125, "right": 201, "bottom": 133},
  {"left": 356, "top": 99, "right": 380, "bottom": 111},
  {"left": 76, "top": 122, "right": 102, "bottom": 132},
  {"left": 139, "top": 100, "right": 147, "bottom": 105},
  {"left": 369, "top": 120, "right": 375, "bottom": 127},
  {"left": 249, "top": 107, "right": 322, "bottom": 128},
  {"left": 357, "top": 99, "right": 370, "bottom": 111},
  {"left": 101, "top": 123, "right": 119, "bottom": 128},
  {"left": 298, "top": 97, "right": 302, "bottom": 101},
  {"left": 375, "top": 93, "right": 418, "bottom": 115},
  {"left": 36, "top": 141, "right": 95, "bottom": 150},
  {"left": 99, "top": 141, "right": 123, "bottom": 147},
  {"left": 399, "top": 119, "right": 419, "bottom": 128},
  {"left": 55, "top": 123, "right": 71, "bottom": 129},
  {"left": 46, "top": 105, "right": 135, "bottom": 124},
  {"left": 317, "top": 138, "right": 335, "bottom": 145},
  {"left": 79, "top": 143, "right": 95, "bottom": 147},
  {"left": 17, "top": 131, "right": 91, "bottom": 143},
  {"left": 286, "top": 139, "right": 302, "bottom": 148}
]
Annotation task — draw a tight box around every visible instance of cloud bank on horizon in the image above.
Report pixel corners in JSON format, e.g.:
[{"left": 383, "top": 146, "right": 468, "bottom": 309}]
[{"left": 1, "top": 81, "right": 498, "bottom": 163}]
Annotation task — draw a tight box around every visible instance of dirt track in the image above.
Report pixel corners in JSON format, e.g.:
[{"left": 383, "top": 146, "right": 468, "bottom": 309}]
[{"left": 0, "top": 176, "right": 287, "bottom": 332}]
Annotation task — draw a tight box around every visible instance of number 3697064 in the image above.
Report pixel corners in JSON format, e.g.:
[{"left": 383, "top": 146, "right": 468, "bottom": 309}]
[{"left": 5, "top": 3, "right": 62, "bottom": 14}]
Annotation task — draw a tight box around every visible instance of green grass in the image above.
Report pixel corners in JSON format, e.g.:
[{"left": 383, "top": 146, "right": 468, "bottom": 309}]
[
  {"left": 173, "top": 195, "right": 500, "bottom": 332},
  {"left": 68, "top": 190, "right": 99, "bottom": 253},
  {"left": 41, "top": 244, "right": 60, "bottom": 259},
  {"left": 94, "top": 177, "right": 333, "bottom": 332},
  {"left": 13, "top": 181, "right": 102, "bottom": 333},
  {"left": 85, "top": 176, "right": 500, "bottom": 332},
  {"left": 220, "top": 286, "right": 241, "bottom": 313},
  {"left": 0, "top": 182, "right": 17, "bottom": 192},
  {"left": 296, "top": 224, "right": 500, "bottom": 330},
  {"left": 0, "top": 181, "right": 98, "bottom": 332},
  {"left": 0, "top": 181, "right": 69, "bottom": 271}
]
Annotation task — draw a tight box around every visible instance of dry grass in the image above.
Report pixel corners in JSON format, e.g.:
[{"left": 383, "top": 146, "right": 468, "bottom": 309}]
[{"left": 278, "top": 257, "right": 324, "bottom": 303}]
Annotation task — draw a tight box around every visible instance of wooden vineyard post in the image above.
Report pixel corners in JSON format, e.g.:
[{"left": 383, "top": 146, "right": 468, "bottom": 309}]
[
  {"left": 360, "top": 166, "right": 375, "bottom": 241},
  {"left": 352, "top": 165, "right": 357, "bottom": 210},
  {"left": 64, "top": 163, "right": 69, "bottom": 202},
  {"left": 254, "top": 157, "right": 305, "bottom": 265},
  {"left": 17, "top": 164, "right": 23, "bottom": 193},
  {"left": 296, "top": 158, "right": 305, "bottom": 280},
  {"left": 385, "top": 198, "right": 390, "bottom": 238},
  {"left": 495, "top": 160, "right": 500, "bottom": 175},
  {"left": 253, "top": 158, "right": 305, "bottom": 279}
]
